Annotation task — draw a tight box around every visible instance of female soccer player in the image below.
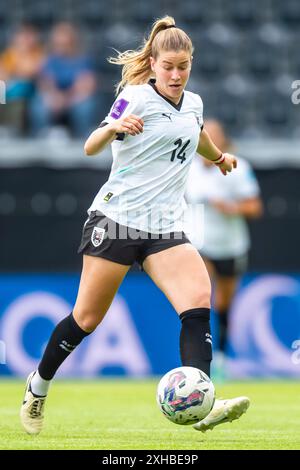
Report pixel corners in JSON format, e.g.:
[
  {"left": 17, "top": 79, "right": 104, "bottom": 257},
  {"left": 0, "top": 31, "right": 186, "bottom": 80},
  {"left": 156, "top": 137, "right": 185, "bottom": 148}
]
[
  {"left": 20, "top": 16, "right": 250, "bottom": 435},
  {"left": 186, "top": 119, "right": 263, "bottom": 378}
]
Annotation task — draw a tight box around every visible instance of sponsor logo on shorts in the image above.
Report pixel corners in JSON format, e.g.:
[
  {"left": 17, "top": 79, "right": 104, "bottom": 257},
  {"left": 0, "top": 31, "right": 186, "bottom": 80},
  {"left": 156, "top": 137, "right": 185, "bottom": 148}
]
[
  {"left": 110, "top": 98, "right": 129, "bottom": 119},
  {"left": 91, "top": 227, "right": 105, "bottom": 247}
]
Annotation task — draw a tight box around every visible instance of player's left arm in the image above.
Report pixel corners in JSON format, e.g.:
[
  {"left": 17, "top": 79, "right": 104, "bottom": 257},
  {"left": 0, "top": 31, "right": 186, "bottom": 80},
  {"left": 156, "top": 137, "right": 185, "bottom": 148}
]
[
  {"left": 197, "top": 128, "right": 237, "bottom": 175},
  {"left": 211, "top": 197, "right": 263, "bottom": 218},
  {"left": 234, "top": 197, "right": 263, "bottom": 218}
]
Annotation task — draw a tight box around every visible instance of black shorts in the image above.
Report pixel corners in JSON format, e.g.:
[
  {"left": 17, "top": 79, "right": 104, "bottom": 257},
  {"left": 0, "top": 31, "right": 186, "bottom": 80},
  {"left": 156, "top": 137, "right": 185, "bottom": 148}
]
[
  {"left": 78, "top": 211, "right": 191, "bottom": 267},
  {"left": 203, "top": 253, "right": 248, "bottom": 277}
]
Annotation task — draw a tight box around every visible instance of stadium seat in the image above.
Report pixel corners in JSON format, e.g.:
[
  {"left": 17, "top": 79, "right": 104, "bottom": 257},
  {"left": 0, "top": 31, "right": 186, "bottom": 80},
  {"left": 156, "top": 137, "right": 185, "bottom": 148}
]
[
  {"left": 83, "top": 26, "right": 106, "bottom": 59},
  {"left": 192, "top": 37, "right": 227, "bottom": 78},
  {"left": 0, "top": 0, "right": 9, "bottom": 24},
  {"left": 259, "top": 82, "right": 294, "bottom": 135},
  {"left": 188, "top": 75, "right": 216, "bottom": 109},
  {"left": 175, "top": 0, "right": 213, "bottom": 26},
  {"left": 74, "top": 0, "right": 112, "bottom": 25},
  {"left": 128, "top": 0, "right": 169, "bottom": 27},
  {"left": 215, "top": 75, "right": 258, "bottom": 134},
  {"left": 287, "top": 32, "right": 300, "bottom": 75},
  {"left": 20, "top": 0, "right": 55, "bottom": 27},
  {"left": 275, "top": 0, "right": 300, "bottom": 27},
  {"left": 238, "top": 34, "right": 279, "bottom": 79},
  {"left": 0, "top": 23, "right": 11, "bottom": 49},
  {"left": 222, "top": 0, "right": 260, "bottom": 28},
  {"left": 193, "top": 25, "right": 238, "bottom": 78}
]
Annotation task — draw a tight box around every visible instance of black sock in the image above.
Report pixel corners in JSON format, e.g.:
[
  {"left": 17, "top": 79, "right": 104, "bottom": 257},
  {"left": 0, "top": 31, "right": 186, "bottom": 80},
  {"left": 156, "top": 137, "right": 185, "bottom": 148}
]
[
  {"left": 179, "top": 307, "right": 212, "bottom": 377},
  {"left": 38, "top": 313, "right": 91, "bottom": 380},
  {"left": 218, "top": 309, "right": 228, "bottom": 353}
]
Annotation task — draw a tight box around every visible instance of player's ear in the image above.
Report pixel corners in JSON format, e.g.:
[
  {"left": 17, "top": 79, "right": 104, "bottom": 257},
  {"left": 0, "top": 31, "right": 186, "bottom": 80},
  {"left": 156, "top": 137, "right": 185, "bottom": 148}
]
[{"left": 150, "top": 56, "right": 156, "bottom": 73}]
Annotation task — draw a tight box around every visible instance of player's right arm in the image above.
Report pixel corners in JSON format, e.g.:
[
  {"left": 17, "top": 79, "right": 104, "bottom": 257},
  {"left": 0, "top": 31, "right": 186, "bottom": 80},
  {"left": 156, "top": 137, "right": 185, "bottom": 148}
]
[{"left": 84, "top": 114, "right": 144, "bottom": 156}]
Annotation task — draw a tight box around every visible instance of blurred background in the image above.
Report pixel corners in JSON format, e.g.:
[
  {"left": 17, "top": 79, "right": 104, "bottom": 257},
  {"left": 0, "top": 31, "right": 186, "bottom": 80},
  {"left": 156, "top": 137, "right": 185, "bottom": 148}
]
[{"left": 0, "top": 0, "right": 300, "bottom": 380}]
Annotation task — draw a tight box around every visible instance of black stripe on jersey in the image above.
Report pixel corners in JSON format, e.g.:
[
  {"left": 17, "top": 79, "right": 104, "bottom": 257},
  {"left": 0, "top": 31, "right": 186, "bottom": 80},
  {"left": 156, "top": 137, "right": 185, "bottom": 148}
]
[
  {"left": 148, "top": 79, "right": 184, "bottom": 111},
  {"left": 98, "top": 121, "right": 125, "bottom": 141}
]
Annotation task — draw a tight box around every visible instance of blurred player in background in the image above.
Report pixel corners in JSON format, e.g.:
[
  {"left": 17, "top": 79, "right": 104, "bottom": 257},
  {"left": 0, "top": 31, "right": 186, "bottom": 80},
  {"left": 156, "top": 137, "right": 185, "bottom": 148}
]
[
  {"left": 186, "top": 119, "right": 263, "bottom": 378},
  {"left": 20, "top": 17, "right": 250, "bottom": 436}
]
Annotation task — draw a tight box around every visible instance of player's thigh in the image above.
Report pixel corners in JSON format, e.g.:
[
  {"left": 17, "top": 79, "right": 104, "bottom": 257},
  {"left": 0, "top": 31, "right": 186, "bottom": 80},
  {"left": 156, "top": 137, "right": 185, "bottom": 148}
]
[
  {"left": 143, "top": 243, "right": 211, "bottom": 314},
  {"left": 214, "top": 275, "right": 238, "bottom": 311},
  {"left": 73, "top": 254, "right": 130, "bottom": 331}
]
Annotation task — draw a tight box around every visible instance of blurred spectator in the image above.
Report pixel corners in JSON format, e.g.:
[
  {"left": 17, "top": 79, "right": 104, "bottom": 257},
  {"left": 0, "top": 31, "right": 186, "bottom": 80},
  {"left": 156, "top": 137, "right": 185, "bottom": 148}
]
[
  {"left": 30, "top": 22, "right": 97, "bottom": 138},
  {"left": 186, "top": 119, "right": 263, "bottom": 379},
  {"left": 0, "top": 24, "right": 44, "bottom": 135}
]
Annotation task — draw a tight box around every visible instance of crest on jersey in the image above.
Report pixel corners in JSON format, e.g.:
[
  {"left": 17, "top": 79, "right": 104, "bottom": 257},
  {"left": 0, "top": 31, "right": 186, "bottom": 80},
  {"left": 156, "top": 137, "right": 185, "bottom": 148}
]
[
  {"left": 91, "top": 227, "right": 105, "bottom": 247},
  {"left": 110, "top": 98, "right": 129, "bottom": 119}
]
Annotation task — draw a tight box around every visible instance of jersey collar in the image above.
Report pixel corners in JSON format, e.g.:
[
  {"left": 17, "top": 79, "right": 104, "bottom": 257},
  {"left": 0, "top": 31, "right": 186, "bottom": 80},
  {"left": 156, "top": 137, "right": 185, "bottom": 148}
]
[{"left": 148, "top": 79, "right": 184, "bottom": 111}]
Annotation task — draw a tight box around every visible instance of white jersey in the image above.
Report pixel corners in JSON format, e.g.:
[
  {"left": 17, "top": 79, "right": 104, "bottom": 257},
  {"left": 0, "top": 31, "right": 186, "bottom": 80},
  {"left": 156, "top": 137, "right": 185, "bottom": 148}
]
[
  {"left": 88, "top": 81, "right": 203, "bottom": 233},
  {"left": 185, "top": 157, "right": 260, "bottom": 258}
]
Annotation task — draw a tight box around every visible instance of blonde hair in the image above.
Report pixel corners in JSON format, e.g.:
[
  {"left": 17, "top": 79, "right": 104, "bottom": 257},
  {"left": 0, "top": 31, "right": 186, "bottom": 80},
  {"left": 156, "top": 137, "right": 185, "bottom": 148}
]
[{"left": 108, "top": 16, "right": 193, "bottom": 95}]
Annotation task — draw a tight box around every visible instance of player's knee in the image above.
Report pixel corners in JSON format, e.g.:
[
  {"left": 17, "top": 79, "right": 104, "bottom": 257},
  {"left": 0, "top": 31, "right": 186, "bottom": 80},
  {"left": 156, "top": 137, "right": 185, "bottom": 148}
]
[
  {"left": 73, "top": 309, "right": 103, "bottom": 333},
  {"left": 188, "top": 288, "right": 211, "bottom": 310}
]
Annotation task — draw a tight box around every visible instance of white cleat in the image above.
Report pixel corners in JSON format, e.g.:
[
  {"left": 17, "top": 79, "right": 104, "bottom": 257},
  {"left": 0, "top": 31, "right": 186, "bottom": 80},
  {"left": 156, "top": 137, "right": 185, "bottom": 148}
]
[
  {"left": 20, "top": 371, "right": 46, "bottom": 435},
  {"left": 193, "top": 396, "right": 250, "bottom": 433}
]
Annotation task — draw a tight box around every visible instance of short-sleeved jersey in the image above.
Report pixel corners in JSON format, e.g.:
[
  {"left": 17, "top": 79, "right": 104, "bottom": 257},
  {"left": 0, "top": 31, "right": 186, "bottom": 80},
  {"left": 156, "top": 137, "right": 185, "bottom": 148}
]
[
  {"left": 185, "top": 157, "right": 260, "bottom": 258},
  {"left": 88, "top": 80, "right": 203, "bottom": 233}
]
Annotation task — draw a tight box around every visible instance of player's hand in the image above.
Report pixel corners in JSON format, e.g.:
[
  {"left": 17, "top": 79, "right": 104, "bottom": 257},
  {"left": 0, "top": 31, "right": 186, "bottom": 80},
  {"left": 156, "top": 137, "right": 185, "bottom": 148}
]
[
  {"left": 111, "top": 114, "right": 144, "bottom": 136},
  {"left": 217, "top": 153, "right": 237, "bottom": 176}
]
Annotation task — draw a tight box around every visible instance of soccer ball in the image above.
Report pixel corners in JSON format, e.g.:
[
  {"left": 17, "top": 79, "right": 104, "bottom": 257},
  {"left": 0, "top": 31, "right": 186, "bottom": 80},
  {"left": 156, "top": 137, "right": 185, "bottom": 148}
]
[{"left": 156, "top": 366, "right": 215, "bottom": 425}]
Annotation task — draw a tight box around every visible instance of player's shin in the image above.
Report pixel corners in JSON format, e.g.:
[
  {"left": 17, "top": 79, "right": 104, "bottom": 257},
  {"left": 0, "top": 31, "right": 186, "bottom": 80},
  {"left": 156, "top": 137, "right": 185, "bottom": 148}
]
[
  {"left": 179, "top": 307, "right": 212, "bottom": 377},
  {"left": 37, "top": 312, "right": 91, "bottom": 383}
]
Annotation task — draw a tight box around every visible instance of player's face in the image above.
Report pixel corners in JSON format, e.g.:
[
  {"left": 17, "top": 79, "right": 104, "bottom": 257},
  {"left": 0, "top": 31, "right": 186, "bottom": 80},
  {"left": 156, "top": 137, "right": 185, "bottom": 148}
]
[{"left": 150, "top": 50, "right": 192, "bottom": 104}]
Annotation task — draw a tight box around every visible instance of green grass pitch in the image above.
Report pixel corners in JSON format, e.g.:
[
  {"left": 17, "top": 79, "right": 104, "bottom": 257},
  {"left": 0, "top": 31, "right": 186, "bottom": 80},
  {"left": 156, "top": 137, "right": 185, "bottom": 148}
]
[{"left": 1, "top": 379, "right": 300, "bottom": 450}]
